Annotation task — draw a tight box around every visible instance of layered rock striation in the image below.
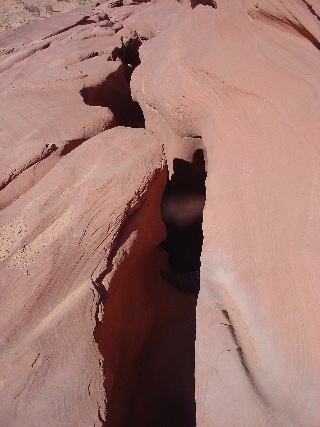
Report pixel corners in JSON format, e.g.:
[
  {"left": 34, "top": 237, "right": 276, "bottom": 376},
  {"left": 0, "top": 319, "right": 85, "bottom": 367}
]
[{"left": 0, "top": 0, "right": 320, "bottom": 426}]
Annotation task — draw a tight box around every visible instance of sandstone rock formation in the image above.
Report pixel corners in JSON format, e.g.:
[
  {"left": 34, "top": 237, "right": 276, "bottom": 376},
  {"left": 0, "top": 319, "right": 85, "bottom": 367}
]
[
  {"left": 0, "top": 0, "right": 320, "bottom": 426},
  {"left": 0, "top": 0, "right": 97, "bottom": 35}
]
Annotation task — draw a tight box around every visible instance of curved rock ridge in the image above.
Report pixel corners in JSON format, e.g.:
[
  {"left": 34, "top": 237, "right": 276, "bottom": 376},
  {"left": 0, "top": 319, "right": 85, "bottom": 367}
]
[
  {"left": 0, "top": 1, "right": 150, "bottom": 209},
  {"left": 131, "top": 0, "right": 320, "bottom": 425},
  {"left": 0, "top": 2, "right": 196, "bottom": 425},
  {"left": 0, "top": 0, "right": 320, "bottom": 426},
  {"left": 0, "top": 126, "right": 166, "bottom": 426}
]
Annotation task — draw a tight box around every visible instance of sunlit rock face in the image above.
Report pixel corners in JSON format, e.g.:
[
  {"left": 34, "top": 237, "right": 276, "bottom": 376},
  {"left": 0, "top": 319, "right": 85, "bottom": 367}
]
[
  {"left": 132, "top": 0, "right": 320, "bottom": 425},
  {"left": 1, "top": 0, "right": 320, "bottom": 425}
]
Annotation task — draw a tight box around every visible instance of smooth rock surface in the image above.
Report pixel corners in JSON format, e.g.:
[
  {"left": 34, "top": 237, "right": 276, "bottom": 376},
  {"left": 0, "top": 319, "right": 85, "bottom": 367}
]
[
  {"left": 0, "top": 126, "right": 165, "bottom": 426},
  {"left": 1, "top": 0, "right": 320, "bottom": 425},
  {"left": 132, "top": 0, "right": 320, "bottom": 425}
]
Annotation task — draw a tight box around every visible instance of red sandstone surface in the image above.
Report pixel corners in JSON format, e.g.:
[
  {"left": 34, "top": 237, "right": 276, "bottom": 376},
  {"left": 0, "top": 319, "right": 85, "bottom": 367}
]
[
  {"left": 0, "top": 0, "right": 319, "bottom": 426},
  {"left": 0, "top": 0, "right": 97, "bottom": 35}
]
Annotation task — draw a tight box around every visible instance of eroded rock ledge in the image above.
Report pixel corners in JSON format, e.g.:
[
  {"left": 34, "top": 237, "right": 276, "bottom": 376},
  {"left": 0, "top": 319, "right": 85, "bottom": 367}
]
[{"left": 0, "top": 0, "right": 320, "bottom": 426}]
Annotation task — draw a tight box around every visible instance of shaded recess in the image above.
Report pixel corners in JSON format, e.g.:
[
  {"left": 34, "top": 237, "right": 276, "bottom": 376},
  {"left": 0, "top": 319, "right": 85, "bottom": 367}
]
[
  {"left": 112, "top": 37, "right": 142, "bottom": 81},
  {"left": 93, "top": 151, "right": 207, "bottom": 426},
  {"left": 89, "top": 33, "right": 206, "bottom": 426},
  {"left": 190, "top": 0, "right": 217, "bottom": 9},
  {"left": 80, "top": 63, "right": 144, "bottom": 128},
  {"left": 81, "top": 36, "right": 145, "bottom": 128},
  {"left": 160, "top": 149, "right": 207, "bottom": 293}
]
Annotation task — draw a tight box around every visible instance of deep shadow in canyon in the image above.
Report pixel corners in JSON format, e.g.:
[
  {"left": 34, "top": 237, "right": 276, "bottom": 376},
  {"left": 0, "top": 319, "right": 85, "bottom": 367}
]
[
  {"left": 161, "top": 150, "right": 207, "bottom": 294},
  {"left": 90, "top": 33, "right": 207, "bottom": 426},
  {"left": 94, "top": 150, "right": 206, "bottom": 427},
  {"left": 81, "top": 37, "right": 145, "bottom": 128}
]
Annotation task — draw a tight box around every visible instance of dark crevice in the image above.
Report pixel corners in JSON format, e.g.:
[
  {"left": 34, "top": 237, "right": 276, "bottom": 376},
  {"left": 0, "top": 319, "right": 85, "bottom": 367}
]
[
  {"left": 258, "top": 10, "right": 320, "bottom": 50},
  {"left": 93, "top": 162, "right": 200, "bottom": 426},
  {"left": 112, "top": 36, "right": 142, "bottom": 82},
  {"left": 79, "top": 19, "right": 97, "bottom": 25},
  {"left": 108, "top": 0, "right": 151, "bottom": 7},
  {"left": 84, "top": 33, "right": 204, "bottom": 427},
  {"left": 221, "top": 309, "right": 269, "bottom": 406},
  {"left": 80, "top": 64, "right": 144, "bottom": 127},
  {"left": 0, "top": 143, "right": 58, "bottom": 192},
  {"left": 80, "top": 51, "right": 99, "bottom": 61},
  {"left": 299, "top": 0, "right": 320, "bottom": 22},
  {"left": 108, "top": 0, "right": 123, "bottom": 6},
  {"left": 60, "top": 137, "right": 87, "bottom": 156},
  {"left": 43, "top": 16, "right": 93, "bottom": 40},
  {"left": 81, "top": 37, "right": 145, "bottom": 127},
  {"left": 98, "top": 407, "right": 106, "bottom": 425},
  {"left": 190, "top": 0, "right": 217, "bottom": 9},
  {"left": 160, "top": 149, "right": 207, "bottom": 294},
  {"left": 288, "top": 18, "right": 320, "bottom": 50}
]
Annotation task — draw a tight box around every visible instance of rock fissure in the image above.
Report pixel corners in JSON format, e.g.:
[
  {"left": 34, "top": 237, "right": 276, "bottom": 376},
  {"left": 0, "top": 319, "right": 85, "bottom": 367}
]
[
  {"left": 160, "top": 149, "right": 207, "bottom": 294},
  {"left": 83, "top": 65, "right": 206, "bottom": 424},
  {"left": 221, "top": 310, "right": 269, "bottom": 406},
  {"left": 299, "top": 0, "right": 320, "bottom": 22},
  {"left": 78, "top": 31, "right": 207, "bottom": 425},
  {"left": 80, "top": 64, "right": 144, "bottom": 127},
  {"left": 91, "top": 154, "right": 201, "bottom": 425},
  {"left": 112, "top": 35, "right": 142, "bottom": 82},
  {"left": 1, "top": 0, "right": 319, "bottom": 425},
  {"left": 0, "top": 143, "right": 58, "bottom": 192}
]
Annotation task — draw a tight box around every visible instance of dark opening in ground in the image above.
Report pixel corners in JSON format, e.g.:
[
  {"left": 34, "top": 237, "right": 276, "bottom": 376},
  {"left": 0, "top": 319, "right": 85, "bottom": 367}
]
[
  {"left": 94, "top": 161, "right": 198, "bottom": 427},
  {"left": 80, "top": 65, "right": 145, "bottom": 128},
  {"left": 94, "top": 151, "right": 207, "bottom": 426},
  {"left": 160, "top": 149, "right": 207, "bottom": 294},
  {"left": 91, "top": 40, "right": 205, "bottom": 426},
  {"left": 112, "top": 37, "right": 142, "bottom": 82},
  {"left": 81, "top": 36, "right": 145, "bottom": 128},
  {"left": 190, "top": 0, "right": 217, "bottom": 9}
]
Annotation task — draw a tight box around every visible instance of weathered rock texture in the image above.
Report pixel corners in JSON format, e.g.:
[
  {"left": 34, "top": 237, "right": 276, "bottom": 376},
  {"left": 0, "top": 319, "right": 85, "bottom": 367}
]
[
  {"left": 132, "top": 1, "right": 320, "bottom": 425},
  {"left": 0, "top": 2, "right": 197, "bottom": 426},
  {"left": 0, "top": 0, "right": 320, "bottom": 426},
  {"left": 0, "top": 0, "right": 97, "bottom": 35}
]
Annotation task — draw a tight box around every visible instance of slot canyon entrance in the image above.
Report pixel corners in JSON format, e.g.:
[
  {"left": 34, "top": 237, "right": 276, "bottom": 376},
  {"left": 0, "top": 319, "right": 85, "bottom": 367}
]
[
  {"left": 161, "top": 149, "right": 207, "bottom": 295},
  {"left": 95, "top": 149, "right": 207, "bottom": 427},
  {"left": 89, "top": 35, "right": 207, "bottom": 427}
]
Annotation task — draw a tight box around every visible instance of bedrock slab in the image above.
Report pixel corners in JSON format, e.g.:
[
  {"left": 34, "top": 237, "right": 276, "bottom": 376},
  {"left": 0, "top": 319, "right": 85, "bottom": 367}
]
[
  {"left": 132, "top": 0, "right": 320, "bottom": 425},
  {"left": 0, "top": 126, "right": 165, "bottom": 426}
]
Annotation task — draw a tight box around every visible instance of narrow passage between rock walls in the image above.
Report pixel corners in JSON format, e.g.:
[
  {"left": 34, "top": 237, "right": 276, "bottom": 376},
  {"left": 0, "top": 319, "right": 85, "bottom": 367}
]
[
  {"left": 160, "top": 149, "right": 207, "bottom": 295},
  {"left": 96, "top": 150, "right": 207, "bottom": 427},
  {"left": 92, "top": 36, "right": 207, "bottom": 426},
  {"left": 80, "top": 36, "right": 145, "bottom": 128}
]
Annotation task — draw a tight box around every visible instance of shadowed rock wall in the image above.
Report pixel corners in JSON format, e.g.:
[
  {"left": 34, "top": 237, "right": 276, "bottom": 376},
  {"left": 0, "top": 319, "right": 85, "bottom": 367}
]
[{"left": 1, "top": 0, "right": 320, "bottom": 426}]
